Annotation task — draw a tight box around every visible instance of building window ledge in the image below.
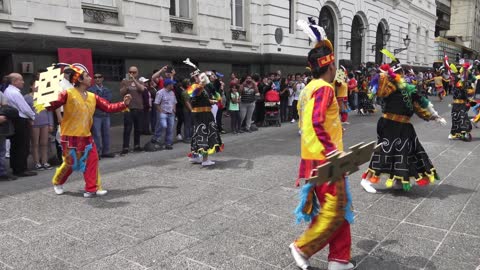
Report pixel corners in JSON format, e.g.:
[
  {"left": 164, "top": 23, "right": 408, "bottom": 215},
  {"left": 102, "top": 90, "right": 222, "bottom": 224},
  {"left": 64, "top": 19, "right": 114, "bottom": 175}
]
[
  {"left": 231, "top": 28, "right": 247, "bottom": 41},
  {"left": 66, "top": 22, "right": 138, "bottom": 38},
  {"left": 82, "top": 3, "right": 119, "bottom": 25},
  {"left": 160, "top": 33, "right": 209, "bottom": 46},
  {"left": 170, "top": 17, "right": 194, "bottom": 34},
  {"left": 223, "top": 40, "right": 259, "bottom": 51}
]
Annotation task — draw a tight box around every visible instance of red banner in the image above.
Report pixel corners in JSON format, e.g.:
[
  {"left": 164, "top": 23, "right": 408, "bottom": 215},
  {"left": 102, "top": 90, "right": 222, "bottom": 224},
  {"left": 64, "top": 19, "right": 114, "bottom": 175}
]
[{"left": 57, "top": 48, "right": 94, "bottom": 77}]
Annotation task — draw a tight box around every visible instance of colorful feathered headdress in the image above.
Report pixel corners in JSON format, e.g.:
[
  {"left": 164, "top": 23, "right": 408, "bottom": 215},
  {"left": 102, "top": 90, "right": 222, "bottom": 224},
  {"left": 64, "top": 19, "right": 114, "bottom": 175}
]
[
  {"left": 183, "top": 58, "right": 200, "bottom": 77},
  {"left": 56, "top": 63, "right": 89, "bottom": 84},
  {"left": 297, "top": 18, "right": 334, "bottom": 69}
]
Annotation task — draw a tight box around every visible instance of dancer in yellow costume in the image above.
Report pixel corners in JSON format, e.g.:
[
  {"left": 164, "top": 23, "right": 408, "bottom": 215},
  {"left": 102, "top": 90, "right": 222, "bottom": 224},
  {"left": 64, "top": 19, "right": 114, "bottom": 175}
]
[
  {"left": 44, "top": 63, "right": 131, "bottom": 198},
  {"left": 289, "top": 19, "right": 355, "bottom": 270}
]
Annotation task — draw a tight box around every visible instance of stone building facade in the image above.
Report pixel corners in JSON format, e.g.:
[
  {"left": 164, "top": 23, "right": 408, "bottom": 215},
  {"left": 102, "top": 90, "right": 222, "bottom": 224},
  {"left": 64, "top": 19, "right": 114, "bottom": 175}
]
[
  {"left": 0, "top": 0, "right": 437, "bottom": 86},
  {"left": 446, "top": 0, "right": 480, "bottom": 55}
]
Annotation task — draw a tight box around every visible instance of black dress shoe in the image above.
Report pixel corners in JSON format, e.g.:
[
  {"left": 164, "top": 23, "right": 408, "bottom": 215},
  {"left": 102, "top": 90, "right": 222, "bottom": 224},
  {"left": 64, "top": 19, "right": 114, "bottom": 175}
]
[
  {"left": 120, "top": 149, "right": 129, "bottom": 155},
  {"left": 165, "top": 145, "right": 173, "bottom": 150},
  {"left": 14, "top": 171, "right": 37, "bottom": 177},
  {"left": 133, "top": 146, "right": 143, "bottom": 152},
  {"left": 101, "top": 153, "right": 115, "bottom": 158}
]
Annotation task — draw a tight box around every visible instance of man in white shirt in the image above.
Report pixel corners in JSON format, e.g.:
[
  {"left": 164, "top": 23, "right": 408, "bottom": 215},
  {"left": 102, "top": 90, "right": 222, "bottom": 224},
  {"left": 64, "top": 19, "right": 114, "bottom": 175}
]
[
  {"left": 291, "top": 73, "right": 305, "bottom": 123},
  {"left": 4, "top": 73, "right": 37, "bottom": 177}
]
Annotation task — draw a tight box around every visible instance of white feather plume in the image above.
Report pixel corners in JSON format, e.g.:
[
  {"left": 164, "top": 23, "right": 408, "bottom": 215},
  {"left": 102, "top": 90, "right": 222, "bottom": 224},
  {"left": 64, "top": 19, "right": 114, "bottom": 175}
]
[
  {"left": 297, "top": 20, "right": 317, "bottom": 42},
  {"left": 183, "top": 58, "right": 197, "bottom": 69},
  {"left": 310, "top": 25, "right": 326, "bottom": 41}
]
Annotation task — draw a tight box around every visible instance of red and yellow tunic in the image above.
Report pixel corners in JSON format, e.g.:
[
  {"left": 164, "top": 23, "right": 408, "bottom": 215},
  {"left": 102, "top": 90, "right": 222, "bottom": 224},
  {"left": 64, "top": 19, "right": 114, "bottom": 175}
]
[
  {"left": 298, "top": 79, "right": 343, "bottom": 179},
  {"left": 48, "top": 88, "right": 127, "bottom": 149}
]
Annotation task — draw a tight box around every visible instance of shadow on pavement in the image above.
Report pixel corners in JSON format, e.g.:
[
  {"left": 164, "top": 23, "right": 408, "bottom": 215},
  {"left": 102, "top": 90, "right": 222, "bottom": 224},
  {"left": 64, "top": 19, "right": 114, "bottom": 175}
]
[
  {"left": 355, "top": 239, "right": 435, "bottom": 270},
  {"left": 387, "top": 183, "right": 475, "bottom": 201},
  {"left": 207, "top": 159, "right": 255, "bottom": 170},
  {"left": 69, "top": 185, "right": 175, "bottom": 209}
]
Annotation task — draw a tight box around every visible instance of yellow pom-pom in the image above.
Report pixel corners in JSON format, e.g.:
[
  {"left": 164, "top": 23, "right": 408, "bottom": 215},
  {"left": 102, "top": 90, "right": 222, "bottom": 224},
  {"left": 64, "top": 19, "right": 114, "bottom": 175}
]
[{"left": 385, "top": 179, "right": 394, "bottom": 188}]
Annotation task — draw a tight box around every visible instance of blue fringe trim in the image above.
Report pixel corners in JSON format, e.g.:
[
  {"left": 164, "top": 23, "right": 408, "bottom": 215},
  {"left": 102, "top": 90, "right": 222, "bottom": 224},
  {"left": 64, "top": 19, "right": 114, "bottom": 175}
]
[
  {"left": 344, "top": 177, "right": 354, "bottom": 224},
  {"left": 70, "top": 144, "right": 93, "bottom": 173},
  {"left": 294, "top": 182, "right": 320, "bottom": 224}
]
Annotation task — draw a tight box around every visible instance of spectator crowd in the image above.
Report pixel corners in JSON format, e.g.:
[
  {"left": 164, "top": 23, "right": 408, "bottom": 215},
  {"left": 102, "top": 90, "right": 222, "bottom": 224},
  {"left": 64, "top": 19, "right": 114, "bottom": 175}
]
[{"left": 1, "top": 61, "right": 477, "bottom": 181}]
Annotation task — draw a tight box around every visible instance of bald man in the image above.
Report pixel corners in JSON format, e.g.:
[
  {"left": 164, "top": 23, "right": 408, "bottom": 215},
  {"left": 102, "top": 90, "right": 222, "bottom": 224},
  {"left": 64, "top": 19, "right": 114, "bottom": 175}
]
[
  {"left": 120, "top": 66, "right": 145, "bottom": 155},
  {"left": 4, "top": 73, "right": 37, "bottom": 177}
]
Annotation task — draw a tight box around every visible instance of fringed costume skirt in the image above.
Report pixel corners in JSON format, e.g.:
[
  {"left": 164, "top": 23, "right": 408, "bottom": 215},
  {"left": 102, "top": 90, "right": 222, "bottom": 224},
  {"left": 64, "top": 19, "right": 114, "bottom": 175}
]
[
  {"left": 450, "top": 103, "right": 472, "bottom": 135},
  {"left": 364, "top": 118, "right": 438, "bottom": 191},
  {"left": 190, "top": 111, "right": 224, "bottom": 157}
]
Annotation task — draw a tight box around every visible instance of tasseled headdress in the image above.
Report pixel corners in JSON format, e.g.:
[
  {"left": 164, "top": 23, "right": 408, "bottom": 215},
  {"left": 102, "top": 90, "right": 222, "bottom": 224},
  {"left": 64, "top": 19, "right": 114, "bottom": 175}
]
[
  {"left": 56, "top": 63, "right": 89, "bottom": 84},
  {"left": 297, "top": 18, "right": 334, "bottom": 70},
  {"left": 183, "top": 58, "right": 210, "bottom": 97}
]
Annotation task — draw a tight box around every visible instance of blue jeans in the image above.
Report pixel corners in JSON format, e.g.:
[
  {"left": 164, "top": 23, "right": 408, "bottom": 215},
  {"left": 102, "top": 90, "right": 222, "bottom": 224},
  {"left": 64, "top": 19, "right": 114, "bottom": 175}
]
[
  {"left": 353, "top": 92, "right": 358, "bottom": 110},
  {"left": 0, "top": 136, "right": 6, "bottom": 176},
  {"left": 153, "top": 112, "right": 175, "bottom": 145},
  {"left": 92, "top": 116, "right": 111, "bottom": 155}
]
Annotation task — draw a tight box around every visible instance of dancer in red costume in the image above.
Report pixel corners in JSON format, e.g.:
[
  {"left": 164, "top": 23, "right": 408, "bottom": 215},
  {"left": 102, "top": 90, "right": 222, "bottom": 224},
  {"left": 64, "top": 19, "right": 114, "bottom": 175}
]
[
  {"left": 42, "top": 63, "right": 131, "bottom": 198},
  {"left": 289, "top": 19, "right": 355, "bottom": 270}
]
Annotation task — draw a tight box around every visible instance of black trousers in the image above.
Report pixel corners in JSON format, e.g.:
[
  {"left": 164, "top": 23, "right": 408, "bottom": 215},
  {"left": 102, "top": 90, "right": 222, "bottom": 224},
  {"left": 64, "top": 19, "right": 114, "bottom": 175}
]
[
  {"left": 10, "top": 118, "right": 30, "bottom": 174},
  {"left": 142, "top": 110, "right": 151, "bottom": 134},
  {"left": 280, "top": 98, "right": 288, "bottom": 122},
  {"left": 254, "top": 101, "right": 265, "bottom": 124},
  {"left": 216, "top": 107, "right": 224, "bottom": 132},
  {"left": 123, "top": 109, "right": 143, "bottom": 149},
  {"left": 291, "top": 100, "right": 299, "bottom": 120},
  {"left": 176, "top": 106, "right": 184, "bottom": 135}
]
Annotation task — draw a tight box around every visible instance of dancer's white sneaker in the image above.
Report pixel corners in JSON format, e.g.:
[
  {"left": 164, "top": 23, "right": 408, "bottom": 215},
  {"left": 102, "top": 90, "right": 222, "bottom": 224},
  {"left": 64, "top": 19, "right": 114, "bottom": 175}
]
[
  {"left": 202, "top": 160, "right": 215, "bottom": 166},
  {"left": 83, "top": 190, "right": 108, "bottom": 198},
  {"left": 96, "top": 190, "right": 108, "bottom": 196},
  {"left": 189, "top": 157, "right": 202, "bottom": 164},
  {"left": 289, "top": 243, "right": 310, "bottom": 270},
  {"left": 361, "top": 179, "right": 377, "bottom": 194},
  {"left": 53, "top": 185, "right": 64, "bottom": 195},
  {"left": 328, "top": 261, "right": 355, "bottom": 270}
]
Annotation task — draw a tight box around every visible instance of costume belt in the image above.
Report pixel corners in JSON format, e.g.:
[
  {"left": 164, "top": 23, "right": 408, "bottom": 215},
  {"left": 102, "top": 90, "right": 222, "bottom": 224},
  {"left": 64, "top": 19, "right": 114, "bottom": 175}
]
[
  {"left": 192, "top": 106, "right": 211, "bottom": 113},
  {"left": 453, "top": 99, "right": 466, "bottom": 104},
  {"left": 383, "top": 113, "right": 410, "bottom": 123}
]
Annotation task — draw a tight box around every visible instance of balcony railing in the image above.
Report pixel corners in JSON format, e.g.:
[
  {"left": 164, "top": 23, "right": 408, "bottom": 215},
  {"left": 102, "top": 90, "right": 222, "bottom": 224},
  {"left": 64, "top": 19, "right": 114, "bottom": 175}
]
[
  {"left": 170, "top": 17, "right": 194, "bottom": 34},
  {"left": 231, "top": 29, "right": 246, "bottom": 41},
  {"left": 82, "top": 3, "right": 119, "bottom": 25}
]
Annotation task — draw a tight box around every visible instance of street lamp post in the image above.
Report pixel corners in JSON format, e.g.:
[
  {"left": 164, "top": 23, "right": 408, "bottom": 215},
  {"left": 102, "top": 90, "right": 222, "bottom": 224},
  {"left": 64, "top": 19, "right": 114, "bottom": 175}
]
[{"left": 394, "top": 35, "right": 411, "bottom": 55}]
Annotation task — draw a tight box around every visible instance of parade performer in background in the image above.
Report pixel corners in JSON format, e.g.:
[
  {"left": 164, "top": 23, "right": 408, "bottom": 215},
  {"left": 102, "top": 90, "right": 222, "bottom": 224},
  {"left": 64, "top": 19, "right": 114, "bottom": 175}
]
[
  {"left": 334, "top": 67, "right": 350, "bottom": 125},
  {"left": 37, "top": 63, "right": 131, "bottom": 197},
  {"left": 428, "top": 70, "right": 448, "bottom": 101},
  {"left": 357, "top": 74, "right": 376, "bottom": 115},
  {"left": 289, "top": 19, "right": 355, "bottom": 270},
  {"left": 183, "top": 59, "right": 224, "bottom": 167},
  {"left": 360, "top": 52, "right": 447, "bottom": 194},
  {"left": 449, "top": 63, "right": 476, "bottom": 141}
]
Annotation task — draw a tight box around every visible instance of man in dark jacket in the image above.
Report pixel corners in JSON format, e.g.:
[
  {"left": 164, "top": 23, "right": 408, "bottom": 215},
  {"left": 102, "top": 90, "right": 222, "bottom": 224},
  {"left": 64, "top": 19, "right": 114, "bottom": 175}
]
[
  {"left": 88, "top": 73, "right": 115, "bottom": 158},
  {"left": 0, "top": 100, "right": 19, "bottom": 181}
]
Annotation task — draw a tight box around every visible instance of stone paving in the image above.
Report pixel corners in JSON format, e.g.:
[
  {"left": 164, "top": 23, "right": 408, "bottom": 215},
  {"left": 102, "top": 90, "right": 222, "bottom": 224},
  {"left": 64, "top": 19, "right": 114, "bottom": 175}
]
[{"left": 0, "top": 98, "right": 479, "bottom": 270}]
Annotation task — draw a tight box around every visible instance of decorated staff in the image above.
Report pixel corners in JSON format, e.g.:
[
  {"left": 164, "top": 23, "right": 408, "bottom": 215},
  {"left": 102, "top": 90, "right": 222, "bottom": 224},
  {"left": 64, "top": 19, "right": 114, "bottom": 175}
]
[
  {"left": 35, "top": 63, "right": 131, "bottom": 198},
  {"left": 289, "top": 18, "right": 358, "bottom": 270}
]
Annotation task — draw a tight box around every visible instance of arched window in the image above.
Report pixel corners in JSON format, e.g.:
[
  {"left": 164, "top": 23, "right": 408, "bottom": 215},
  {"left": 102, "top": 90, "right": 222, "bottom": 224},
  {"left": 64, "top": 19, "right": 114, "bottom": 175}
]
[{"left": 319, "top": 7, "right": 335, "bottom": 50}]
